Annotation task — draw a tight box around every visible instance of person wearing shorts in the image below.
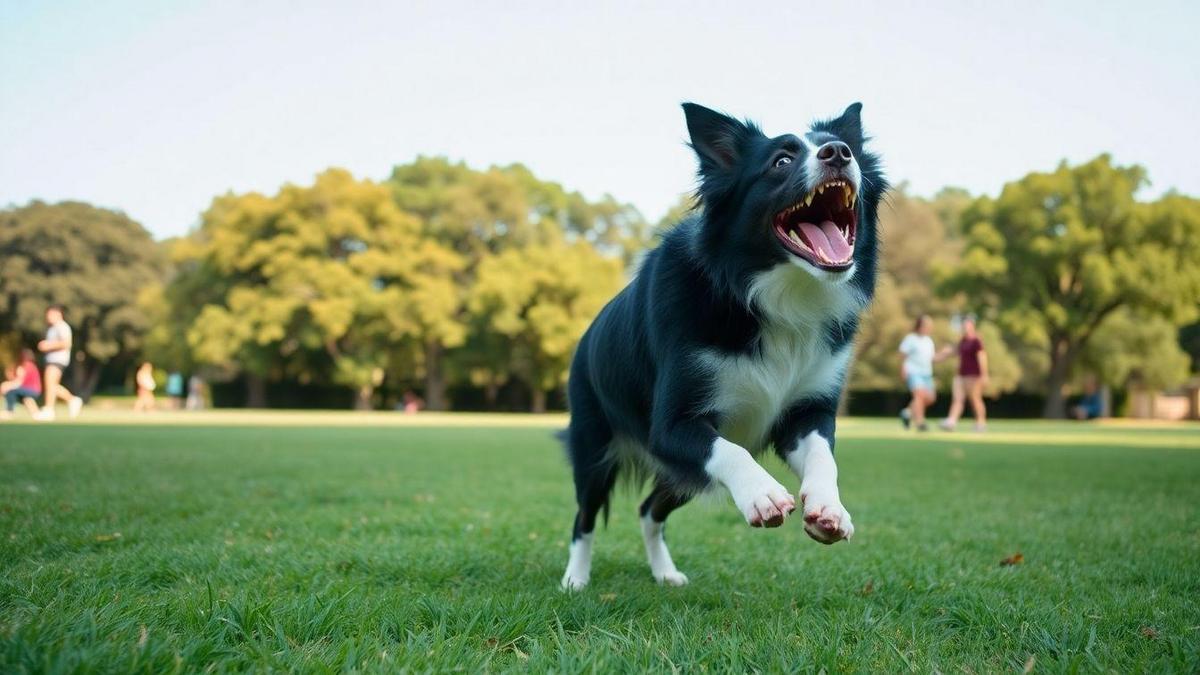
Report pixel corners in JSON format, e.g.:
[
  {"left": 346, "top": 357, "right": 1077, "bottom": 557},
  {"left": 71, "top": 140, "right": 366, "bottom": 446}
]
[
  {"left": 898, "top": 315, "right": 951, "bottom": 432},
  {"left": 940, "top": 315, "right": 989, "bottom": 432},
  {"left": 1, "top": 348, "right": 42, "bottom": 419},
  {"left": 36, "top": 305, "right": 83, "bottom": 421}
]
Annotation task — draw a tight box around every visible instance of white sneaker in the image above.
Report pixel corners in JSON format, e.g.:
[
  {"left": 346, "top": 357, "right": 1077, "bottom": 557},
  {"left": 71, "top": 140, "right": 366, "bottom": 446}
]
[
  {"left": 68, "top": 397, "right": 83, "bottom": 419},
  {"left": 34, "top": 408, "right": 55, "bottom": 421},
  {"left": 939, "top": 419, "right": 955, "bottom": 431}
]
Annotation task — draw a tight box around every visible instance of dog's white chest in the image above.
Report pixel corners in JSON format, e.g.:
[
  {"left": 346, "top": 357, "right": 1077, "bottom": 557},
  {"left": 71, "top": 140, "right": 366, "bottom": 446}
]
[
  {"left": 698, "top": 263, "right": 865, "bottom": 452},
  {"left": 702, "top": 324, "right": 850, "bottom": 452}
]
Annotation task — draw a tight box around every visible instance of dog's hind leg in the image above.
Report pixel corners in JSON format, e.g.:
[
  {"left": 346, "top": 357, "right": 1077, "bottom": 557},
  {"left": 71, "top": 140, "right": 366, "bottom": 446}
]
[
  {"left": 561, "top": 380, "right": 616, "bottom": 591},
  {"left": 639, "top": 482, "right": 692, "bottom": 586}
]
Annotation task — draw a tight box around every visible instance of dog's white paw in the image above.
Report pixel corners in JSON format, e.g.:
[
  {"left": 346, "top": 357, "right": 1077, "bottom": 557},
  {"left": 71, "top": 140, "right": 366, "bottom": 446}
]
[
  {"left": 799, "top": 489, "right": 853, "bottom": 544},
  {"left": 730, "top": 476, "right": 796, "bottom": 528},
  {"left": 654, "top": 570, "right": 689, "bottom": 587},
  {"left": 561, "top": 572, "right": 589, "bottom": 591}
]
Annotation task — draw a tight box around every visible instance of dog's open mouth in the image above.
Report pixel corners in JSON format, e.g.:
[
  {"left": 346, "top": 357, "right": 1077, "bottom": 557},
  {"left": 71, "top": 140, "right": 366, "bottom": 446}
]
[{"left": 773, "top": 180, "right": 857, "bottom": 271}]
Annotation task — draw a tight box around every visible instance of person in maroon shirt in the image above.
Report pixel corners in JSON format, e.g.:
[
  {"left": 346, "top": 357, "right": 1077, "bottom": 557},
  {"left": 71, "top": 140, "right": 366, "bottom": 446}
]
[{"left": 940, "top": 316, "right": 989, "bottom": 432}]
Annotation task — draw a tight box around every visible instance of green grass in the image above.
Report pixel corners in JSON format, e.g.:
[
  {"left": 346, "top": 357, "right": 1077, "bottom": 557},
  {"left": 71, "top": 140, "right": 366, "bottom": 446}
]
[{"left": 2, "top": 414, "right": 1198, "bottom": 673}]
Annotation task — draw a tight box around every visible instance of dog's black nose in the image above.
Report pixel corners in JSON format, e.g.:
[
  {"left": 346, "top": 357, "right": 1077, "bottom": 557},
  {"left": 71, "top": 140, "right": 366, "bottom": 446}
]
[{"left": 816, "top": 141, "right": 853, "bottom": 168}]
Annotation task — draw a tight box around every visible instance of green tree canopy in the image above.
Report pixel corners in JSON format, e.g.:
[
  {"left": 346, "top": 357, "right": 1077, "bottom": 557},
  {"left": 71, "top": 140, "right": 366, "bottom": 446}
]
[
  {"left": 387, "top": 157, "right": 644, "bottom": 409},
  {"left": 940, "top": 156, "right": 1200, "bottom": 416},
  {"left": 162, "top": 169, "right": 463, "bottom": 408},
  {"left": 468, "top": 238, "right": 624, "bottom": 412},
  {"left": 0, "top": 200, "right": 165, "bottom": 395}
]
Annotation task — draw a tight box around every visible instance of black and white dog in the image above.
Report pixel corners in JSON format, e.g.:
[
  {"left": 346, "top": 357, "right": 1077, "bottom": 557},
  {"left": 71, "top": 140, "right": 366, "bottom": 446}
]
[{"left": 560, "top": 103, "right": 886, "bottom": 589}]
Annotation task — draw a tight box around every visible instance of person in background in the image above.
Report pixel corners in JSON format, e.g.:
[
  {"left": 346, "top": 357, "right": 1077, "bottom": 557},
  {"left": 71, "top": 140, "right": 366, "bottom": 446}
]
[
  {"left": 134, "top": 361, "right": 157, "bottom": 412},
  {"left": 165, "top": 371, "right": 185, "bottom": 409},
  {"left": 1, "top": 349, "right": 42, "bottom": 419},
  {"left": 898, "top": 314, "right": 952, "bottom": 432},
  {"left": 402, "top": 390, "right": 425, "bottom": 414},
  {"left": 940, "top": 315, "right": 990, "bottom": 432},
  {"left": 1071, "top": 375, "right": 1105, "bottom": 420},
  {"left": 186, "top": 374, "right": 205, "bottom": 410},
  {"left": 36, "top": 305, "right": 83, "bottom": 421}
]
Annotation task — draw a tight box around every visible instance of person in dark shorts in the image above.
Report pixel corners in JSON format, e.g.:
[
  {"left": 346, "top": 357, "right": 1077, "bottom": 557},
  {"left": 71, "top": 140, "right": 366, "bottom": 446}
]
[
  {"left": 940, "top": 315, "right": 989, "bottom": 432},
  {"left": 1, "top": 349, "right": 42, "bottom": 419}
]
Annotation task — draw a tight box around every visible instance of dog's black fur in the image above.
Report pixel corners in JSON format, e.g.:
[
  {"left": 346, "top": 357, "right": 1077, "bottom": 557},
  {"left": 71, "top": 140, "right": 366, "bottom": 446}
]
[{"left": 563, "top": 103, "right": 886, "bottom": 559}]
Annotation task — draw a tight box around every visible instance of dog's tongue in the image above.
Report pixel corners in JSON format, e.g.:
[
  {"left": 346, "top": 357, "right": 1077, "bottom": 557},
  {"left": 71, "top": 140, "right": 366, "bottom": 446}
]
[{"left": 798, "top": 221, "right": 853, "bottom": 262}]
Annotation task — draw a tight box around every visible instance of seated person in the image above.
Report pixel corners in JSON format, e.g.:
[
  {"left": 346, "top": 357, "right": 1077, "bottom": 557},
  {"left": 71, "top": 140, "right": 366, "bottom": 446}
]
[
  {"left": 1071, "top": 378, "right": 1104, "bottom": 420},
  {"left": 1, "top": 349, "right": 42, "bottom": 419}
]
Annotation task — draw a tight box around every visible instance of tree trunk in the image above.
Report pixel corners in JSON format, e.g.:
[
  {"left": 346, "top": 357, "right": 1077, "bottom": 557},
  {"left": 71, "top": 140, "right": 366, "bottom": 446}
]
[
  {"left": 354, "top": 385, "right": 374, "bottom": 411},
  {"left": 531, "top": 388, "right": 547, "bottom": 414},
  {"left": 424, "top": 340, "right": 448, "bottom": 411},
  {"left": 245, "top": 374, "right": 268, "bottom": 408},
  {"left": 75, "top": 358, "right": 102, "bottom": 401},
  {"left": 1042, "top": 338, "right": 1073, "bottom": 418},
  {"left": 484, "top": 381, "right": 499, "bottom": 409}
]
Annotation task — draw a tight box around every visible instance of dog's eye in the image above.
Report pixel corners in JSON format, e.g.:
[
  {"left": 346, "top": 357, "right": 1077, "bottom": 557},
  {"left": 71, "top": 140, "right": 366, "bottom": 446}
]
[{"left": 774, "top": 156, "right": 793, "bottom": 168}]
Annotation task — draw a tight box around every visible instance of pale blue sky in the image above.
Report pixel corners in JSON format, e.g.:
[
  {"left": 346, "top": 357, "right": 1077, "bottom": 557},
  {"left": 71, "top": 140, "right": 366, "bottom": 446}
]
[{"left": 2, "top": 1, "right": 1198, "bottom": 239}]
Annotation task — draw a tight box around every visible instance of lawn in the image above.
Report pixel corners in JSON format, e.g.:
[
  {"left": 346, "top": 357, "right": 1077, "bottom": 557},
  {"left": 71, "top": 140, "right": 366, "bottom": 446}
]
[{"left": 1, "top": 413, "right": 1198, "bottom": 673}]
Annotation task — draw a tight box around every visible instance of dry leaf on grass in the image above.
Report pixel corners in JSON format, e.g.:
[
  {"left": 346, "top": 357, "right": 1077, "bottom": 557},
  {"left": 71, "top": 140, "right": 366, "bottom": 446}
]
[
  {"left": 999, "top": 552, "right": 1024, "bottom": 566},
  {"left": 95, "top": 532, "right": 122, "bottom": 542},
  {"left": 1140, "top": 626, "right": 1159, "bottom": 640}
]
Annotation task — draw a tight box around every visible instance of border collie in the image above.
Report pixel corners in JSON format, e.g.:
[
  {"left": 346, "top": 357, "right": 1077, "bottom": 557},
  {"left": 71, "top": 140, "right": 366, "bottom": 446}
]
[{"left": 560, "top": 102, "right": 886, "bottom": 589}]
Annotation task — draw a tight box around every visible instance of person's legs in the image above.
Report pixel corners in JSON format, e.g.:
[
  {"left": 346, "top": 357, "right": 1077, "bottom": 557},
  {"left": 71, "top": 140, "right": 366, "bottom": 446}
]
[
  {"left": 42, "top": 365, "right": 62, "bottom": 409},
  {"left": 4, "top": 388, "right": 18, "bottom": 412},
  {"left": 21, "top": 393, "right": 40, "bottom": 417},
  {"left": 909, "top": 387, "right": 928, "bottom": 429},
  {"left": 942, "top": 376, "right": 964, "bottom": 429},
  {"left": 967, "top": 377, "right": 987, "bottom": 429}
]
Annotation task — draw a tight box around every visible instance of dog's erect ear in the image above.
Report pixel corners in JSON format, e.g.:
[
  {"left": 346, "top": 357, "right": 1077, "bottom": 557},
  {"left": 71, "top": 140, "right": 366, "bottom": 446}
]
[
  {"left": 830, "top": 102, "right": 864, "bottom": 144},
  {"left": 682, "top": 103, "right": 751, "bottom": 172}
]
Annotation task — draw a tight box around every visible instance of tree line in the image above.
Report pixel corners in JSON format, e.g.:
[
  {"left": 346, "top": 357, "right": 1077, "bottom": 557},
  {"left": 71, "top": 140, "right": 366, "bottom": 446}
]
[{"left": 2, "top": 154, "right": 1198, "bottom": 417}]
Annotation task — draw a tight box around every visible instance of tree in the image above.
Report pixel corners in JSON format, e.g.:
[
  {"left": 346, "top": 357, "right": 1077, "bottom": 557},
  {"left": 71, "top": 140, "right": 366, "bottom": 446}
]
[
  {"left": 0, "top": 201, "right": 165, "bottom": 396},
  {"left": 940, "top": 157, "right": 1200, "bottom": 417},
  {"left": 168, "top": 169, "right": 462, "bottom": 408},
  {"left": 387, "top": 157, "right": 646, "bottom": 409},
  {"left": 468, "top": 238, "right": 624, "bottom": 412},
  {"left": 1082, "top": 309, "right": 1192, "bottom": 391}
]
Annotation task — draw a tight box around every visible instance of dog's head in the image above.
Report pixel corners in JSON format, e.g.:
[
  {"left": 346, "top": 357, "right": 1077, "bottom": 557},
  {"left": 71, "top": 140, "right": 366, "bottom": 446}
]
[{"left": 682, "top": 103, "right": 885, "bottom": 289}]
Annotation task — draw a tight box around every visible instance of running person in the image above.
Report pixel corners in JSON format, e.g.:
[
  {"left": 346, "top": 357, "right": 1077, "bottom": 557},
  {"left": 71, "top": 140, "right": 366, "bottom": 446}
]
[
  {"left": 898, "top": 314, "right": 951, "bottom": 432},
  {"left": 36, "top": 305, "right": 83, "bottom": 420},
  {"left": 940, "top": 315, "right": 989, "bottom": 432}
]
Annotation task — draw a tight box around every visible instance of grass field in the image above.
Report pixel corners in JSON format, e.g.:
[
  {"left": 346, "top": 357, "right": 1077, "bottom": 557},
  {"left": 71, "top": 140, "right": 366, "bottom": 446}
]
[{"left": 2, "top": 413, "right": 1198, "bottom": 673}]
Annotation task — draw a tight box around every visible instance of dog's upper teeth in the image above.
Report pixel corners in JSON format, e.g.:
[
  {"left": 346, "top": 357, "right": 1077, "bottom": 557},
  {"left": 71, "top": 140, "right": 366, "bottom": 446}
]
[{"left": 804, "top": 192, "right": 814, "bottom": 207}]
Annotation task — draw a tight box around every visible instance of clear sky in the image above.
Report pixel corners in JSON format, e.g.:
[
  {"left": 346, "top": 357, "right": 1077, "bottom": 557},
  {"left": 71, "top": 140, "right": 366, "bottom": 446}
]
[{"left": 2, "top": 0, "right": 1198, "bottom": 239}]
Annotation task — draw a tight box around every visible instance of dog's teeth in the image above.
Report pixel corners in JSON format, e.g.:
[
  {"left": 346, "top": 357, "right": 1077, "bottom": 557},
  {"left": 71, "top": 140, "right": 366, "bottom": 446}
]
[
  {"left": 817, "top": 185, "right": 825, "bottom": 195},
  {"left": 804, "top": 193, "right": 813, "bottom": 207},
  {"left": 788, "top": 230, "right": 803, "bottom": 246}
]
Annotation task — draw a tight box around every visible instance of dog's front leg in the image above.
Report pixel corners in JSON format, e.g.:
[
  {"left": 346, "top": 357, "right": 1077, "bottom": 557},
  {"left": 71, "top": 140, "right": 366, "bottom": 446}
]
[
  {"left": 774, "top": 404, "right": 854, "bottom": 543},
  {"left": 651, "top": 419, "right": 795, "bottom": 527},
  {"left": 704, "top": 437, "right": 797, "bottom": 527}
]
